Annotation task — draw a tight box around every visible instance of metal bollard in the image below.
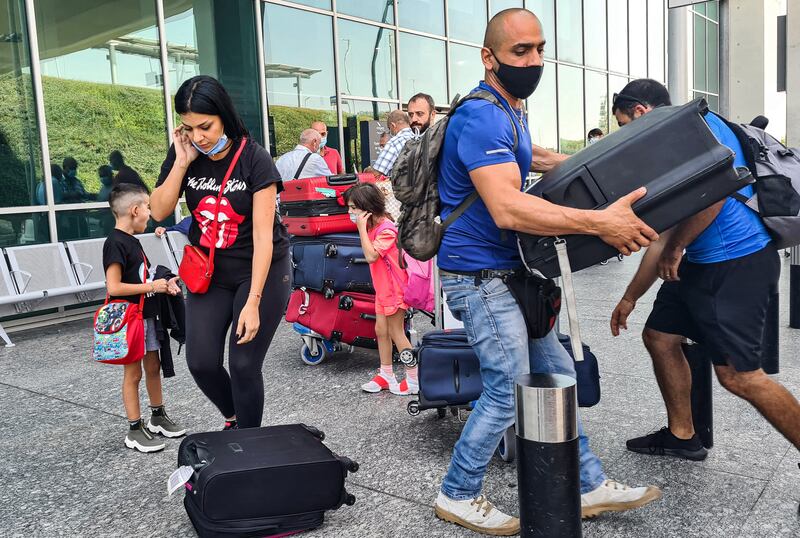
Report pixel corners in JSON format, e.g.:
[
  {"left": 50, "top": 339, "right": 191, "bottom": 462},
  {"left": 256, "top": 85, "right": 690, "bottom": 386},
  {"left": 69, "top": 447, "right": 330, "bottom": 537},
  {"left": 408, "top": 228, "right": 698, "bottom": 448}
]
[
  {"left": 683, "top": 343, "right": 714, "bottom": 449},
  {"left": 515, "top": 373, "right": 582, "bottom": 538},
  {"left": 790, "top": 246, "right": 800, "bottom": 330}
]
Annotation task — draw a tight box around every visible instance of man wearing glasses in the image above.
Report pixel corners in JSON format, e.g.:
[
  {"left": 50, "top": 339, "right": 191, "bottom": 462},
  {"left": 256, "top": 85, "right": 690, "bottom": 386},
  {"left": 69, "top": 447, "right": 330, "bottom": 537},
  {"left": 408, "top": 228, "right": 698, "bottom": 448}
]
[{"left": 609, "top": 79, "right": 800, "bottom": 459}]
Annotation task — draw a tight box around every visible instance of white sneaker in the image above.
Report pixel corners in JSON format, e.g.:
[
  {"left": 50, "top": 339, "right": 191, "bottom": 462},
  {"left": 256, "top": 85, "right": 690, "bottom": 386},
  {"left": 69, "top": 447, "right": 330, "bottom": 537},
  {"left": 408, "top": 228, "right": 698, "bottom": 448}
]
[
  {"left": 361, "top": 372, "right": 399, "bottom": 393},
  {"left": 434, "top": 492, "right": 520, "bottom": 536},
  {"left": 390, "top": 378, "right": 419, "bottom": 395},
  {"left": 581, "top": 479, "right": 662, "bottom": 519}
]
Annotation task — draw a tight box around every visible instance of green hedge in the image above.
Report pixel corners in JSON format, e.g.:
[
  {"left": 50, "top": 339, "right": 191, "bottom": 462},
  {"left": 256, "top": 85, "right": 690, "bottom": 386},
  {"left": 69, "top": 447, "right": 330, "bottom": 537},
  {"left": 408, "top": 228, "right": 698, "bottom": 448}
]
[{"left": 270, "top": 105, "right": 337, "bottom": 157}]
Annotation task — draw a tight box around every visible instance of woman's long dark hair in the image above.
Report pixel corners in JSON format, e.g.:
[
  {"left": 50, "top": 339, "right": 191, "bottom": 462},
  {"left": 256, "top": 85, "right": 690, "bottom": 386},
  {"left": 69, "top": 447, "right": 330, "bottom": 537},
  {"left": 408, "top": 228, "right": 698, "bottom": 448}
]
[
  {"left": 174, "top": 75, "right": 249, "bottom": 139},
  {"left": 343, "top": 183, "right": 391, "bottom": 229}
]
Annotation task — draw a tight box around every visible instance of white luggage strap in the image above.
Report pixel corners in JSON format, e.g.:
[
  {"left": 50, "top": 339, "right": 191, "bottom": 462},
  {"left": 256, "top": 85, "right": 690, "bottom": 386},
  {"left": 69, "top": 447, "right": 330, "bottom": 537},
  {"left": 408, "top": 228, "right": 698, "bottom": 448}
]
[
  {"left": 554, "top": 238, "right": 584, "bottom": 362},
  {"left": 298, "top": 288, "right": 310, "bottom": 315}
]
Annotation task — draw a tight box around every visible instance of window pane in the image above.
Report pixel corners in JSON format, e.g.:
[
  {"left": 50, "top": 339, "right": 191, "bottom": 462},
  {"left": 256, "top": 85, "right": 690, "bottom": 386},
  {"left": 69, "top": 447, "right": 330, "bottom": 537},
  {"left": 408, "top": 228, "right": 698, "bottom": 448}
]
[
  {"left": 0, "top": 212, "right": 50, "bottom": 247},
  {"left": 609, "top": 74, "right": 629, "bottom": 133},
  {"left": 338, "top": 0, "right": 395, "bottom": 24},
  {"left": 557, "top": 0, "right": 582, "bottom": 64},
  {"left": 693, "top": 3, "right": 706, "bottom": 16},
  {"left": 400, "top": 33, "right": 446, "bottom": 105},
  {"left": 264, "top": 4, "right": 337, "bottom": 157},
  {"left": 707, "top": 93, "right": 719, "bottom": 112},
  {"left": 526, "top": 0, "right": 554, "bottom": 59},
  {"left": 706, "top": 1, "right": 719, "bottom": 22},
  {"left": 291, "top": 0, "right": 331, "bottom": 9},
  {"left": 449, "top": 43, "right": 484, "bottom": 100},
  {"left": 166, "top": 1, "right": 263, "bottom": 145},
  {"left": 647, "top": 0, "right": 665, "bottom": 81},
  {"left": 55, "top": 208, "right": 174, "bottom": 242},
  {"left": 608, "top": 0, "right": 628, "bottom": 74},
  {"left": 341, "top": 100, "right": 393, "bottom": 172},
  {"left": 529, "top": 62, "right": 557, "bottom": 150},
  {"left": 707, "top": 21, "right": 719, "bottom": 93},
  {"left": 448, "top": 0, "right": 486, "bottom": 44},
  {"left": 585, "top": 71, "right": 609, "bottom": 138},
  {"left": 398, "top": 0, "right": 443, "bottom": 35},
  {"left": 584, "top": 0, "right": 607, "bottom": 69},
  {"left": 0, "top": 1, "right": 44, "bottom": 208},
  {"left": 338, "top": 20, "right": 397, "bottom": 101},
  {"left": 693, "top": 14, "right": 707, "bottom": 91},
  {"left": 628, "top": 0, "right": 647, "bottom": 77},
  {"left": 35, "top": 0, "right": 167, "bottom": 200},
  {"left": 557, "top": 65, "right": 584, "bottom": 154},
  {"left": 491, "top": 0, "right": 523, "bottom": 17}
]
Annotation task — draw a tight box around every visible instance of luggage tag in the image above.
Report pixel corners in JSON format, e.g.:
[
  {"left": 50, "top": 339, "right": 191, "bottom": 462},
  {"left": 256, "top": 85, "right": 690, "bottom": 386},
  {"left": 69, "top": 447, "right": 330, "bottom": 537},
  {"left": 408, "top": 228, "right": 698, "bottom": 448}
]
[
  {"left": 314, "top": 187, "right": 337, "bottom": 198},
  {"left": 554, "top": 238, "right": 584, "bottom": 362},
  {"left": 167, "top": 465, "right": 195, "bottom": 496}
]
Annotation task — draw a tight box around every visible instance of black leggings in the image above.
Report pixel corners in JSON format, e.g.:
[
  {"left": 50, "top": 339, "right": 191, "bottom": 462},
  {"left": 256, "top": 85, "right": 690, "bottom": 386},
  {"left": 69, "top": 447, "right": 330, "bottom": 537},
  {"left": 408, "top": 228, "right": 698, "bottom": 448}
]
[{"left": 185, "top": 251, "right": 291, "bottom": 428}]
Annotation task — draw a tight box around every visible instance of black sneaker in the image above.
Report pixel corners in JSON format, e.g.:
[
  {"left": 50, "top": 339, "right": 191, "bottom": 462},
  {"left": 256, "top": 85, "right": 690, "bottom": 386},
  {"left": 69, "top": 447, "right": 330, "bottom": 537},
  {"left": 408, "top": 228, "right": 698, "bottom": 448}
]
[{"left": 626, "top": 427, "right": 708, "bottom": 461}]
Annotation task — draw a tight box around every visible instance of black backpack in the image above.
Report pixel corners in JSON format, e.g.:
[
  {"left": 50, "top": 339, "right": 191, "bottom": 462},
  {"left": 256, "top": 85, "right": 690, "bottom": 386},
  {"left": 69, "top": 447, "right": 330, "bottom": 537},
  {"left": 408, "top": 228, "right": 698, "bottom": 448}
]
[{"left": 389, "top": 90, "right": 518, "bottom": 260}]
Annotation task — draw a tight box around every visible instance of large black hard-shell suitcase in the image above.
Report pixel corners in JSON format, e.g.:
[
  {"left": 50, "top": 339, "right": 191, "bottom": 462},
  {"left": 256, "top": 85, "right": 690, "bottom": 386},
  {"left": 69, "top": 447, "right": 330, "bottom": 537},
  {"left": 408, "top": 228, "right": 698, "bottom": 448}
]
[
  {"left": 519, "top": 99, "right": 753, "bottom": 277},
  {"left": 178, "top": 424, "right": 358, "bottom": 537}
]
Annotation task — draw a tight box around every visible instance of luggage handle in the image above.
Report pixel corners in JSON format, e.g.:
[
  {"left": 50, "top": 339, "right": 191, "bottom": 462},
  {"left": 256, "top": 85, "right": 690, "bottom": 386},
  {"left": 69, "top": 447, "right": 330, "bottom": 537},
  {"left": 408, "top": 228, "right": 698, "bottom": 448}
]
[
  {"left": 182, "top": 439, "right": 214, "bottom": 471},
  {"left": 361, "top": 313, "right": 376, "bottom": 321},
  {"left": 453, "top": 359, "right": 461, "bottom": 393},
  {"left": 327, "top": 173, "right": 359, "bottom": 185},
  {"left": 352, "top": 257, "right": 368, "bottom": 264},
  {"left": 542, "top": 167, "right": 607, "bottom": 209}
]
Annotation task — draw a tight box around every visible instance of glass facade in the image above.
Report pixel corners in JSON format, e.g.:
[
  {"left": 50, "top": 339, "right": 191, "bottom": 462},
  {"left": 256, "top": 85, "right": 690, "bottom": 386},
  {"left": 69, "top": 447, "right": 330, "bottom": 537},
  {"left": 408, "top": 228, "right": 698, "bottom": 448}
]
[
  {"left": 0, "top": 0, "right": 674, "bottom": 249},
  {"left": 691, "top": 1, "right": 720, "bottom": 111}
]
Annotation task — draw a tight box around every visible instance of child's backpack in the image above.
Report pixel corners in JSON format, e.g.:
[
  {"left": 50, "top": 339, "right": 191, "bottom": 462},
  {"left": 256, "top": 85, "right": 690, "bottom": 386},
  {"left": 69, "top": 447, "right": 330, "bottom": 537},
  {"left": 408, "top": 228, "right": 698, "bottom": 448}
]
[
  {"left": 389, "top": 90, "right": 518, "bottom": 261},
  {"left": 373, "top": 220, "right": 434, "bottom": 313},
  {"left": 93, "top": 254, "right": 147, "bottom": 364},
  {"left": 717, "top": 114, "right": 800, "bottom": 248}
]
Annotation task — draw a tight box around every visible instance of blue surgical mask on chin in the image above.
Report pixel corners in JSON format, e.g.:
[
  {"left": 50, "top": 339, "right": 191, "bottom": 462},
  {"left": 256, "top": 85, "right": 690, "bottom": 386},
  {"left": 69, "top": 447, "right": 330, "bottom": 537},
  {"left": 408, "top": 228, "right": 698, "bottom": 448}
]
[
  {"left": 349, "top": 212, "right": 358, "bottom": 224},
  {"left": 192, "top": 133, "right": 229, "bottom": 156}
]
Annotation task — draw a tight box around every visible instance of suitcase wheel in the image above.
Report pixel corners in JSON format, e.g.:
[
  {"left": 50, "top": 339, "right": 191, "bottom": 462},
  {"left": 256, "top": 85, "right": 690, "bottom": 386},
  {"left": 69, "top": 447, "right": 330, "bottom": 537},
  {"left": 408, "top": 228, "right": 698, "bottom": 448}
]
[
  {"left": 407, "top": 400, "right": 420, "bottom": 416},
  {"left": 496, "top": 426, "right": 516, "bottom": 463},
  {"left": 398, "top": 348, "right": 417, "bottom": 368},
  {"left": 345, "top": 492, "right": 356, "bottom": 506},
  {"left": 300, "top": 340, "right": 327, "bottom": 365},
  {"left": 339, "top": 456, "right": 359, "bottom": 473}
]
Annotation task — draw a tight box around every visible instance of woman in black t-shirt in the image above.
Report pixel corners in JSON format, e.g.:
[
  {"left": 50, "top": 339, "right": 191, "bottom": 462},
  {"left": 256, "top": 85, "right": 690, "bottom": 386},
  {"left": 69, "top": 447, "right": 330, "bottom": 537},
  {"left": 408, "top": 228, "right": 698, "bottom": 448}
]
[{"left": 151, "top": 76, "right": 291, "bottom": 429}]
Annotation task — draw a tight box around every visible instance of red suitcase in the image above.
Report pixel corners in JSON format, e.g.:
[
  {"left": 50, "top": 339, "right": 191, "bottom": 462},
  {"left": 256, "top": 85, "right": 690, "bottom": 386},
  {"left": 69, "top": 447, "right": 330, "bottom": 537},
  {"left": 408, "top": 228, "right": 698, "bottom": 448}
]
[
  {"left": 281, "top": 174, "right": 376, "bottom": 237},
  {"left": 285, "top": 289, "right": 377, "bottom": 348}
]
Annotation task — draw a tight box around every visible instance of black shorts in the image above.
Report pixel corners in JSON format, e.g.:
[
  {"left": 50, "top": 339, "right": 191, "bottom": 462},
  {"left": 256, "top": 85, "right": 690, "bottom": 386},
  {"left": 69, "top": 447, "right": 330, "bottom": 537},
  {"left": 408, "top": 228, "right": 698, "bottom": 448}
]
[{"left": 645, "top": 246, "right": 779, "bottom": 372}]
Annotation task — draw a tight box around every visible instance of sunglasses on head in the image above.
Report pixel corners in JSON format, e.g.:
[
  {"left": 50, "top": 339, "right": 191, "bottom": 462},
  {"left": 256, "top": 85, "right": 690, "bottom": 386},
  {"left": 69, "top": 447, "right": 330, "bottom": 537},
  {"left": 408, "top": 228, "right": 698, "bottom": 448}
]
[{"left": 612, "top": 92, "right": 648, "bottom": 109}]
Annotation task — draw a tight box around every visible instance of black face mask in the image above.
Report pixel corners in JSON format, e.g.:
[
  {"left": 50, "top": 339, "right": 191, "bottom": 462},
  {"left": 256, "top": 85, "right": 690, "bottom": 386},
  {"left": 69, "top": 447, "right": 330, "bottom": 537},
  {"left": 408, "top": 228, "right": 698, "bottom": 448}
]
[{"left": 490, "top": 50, "right": 544, "bottom": 100}]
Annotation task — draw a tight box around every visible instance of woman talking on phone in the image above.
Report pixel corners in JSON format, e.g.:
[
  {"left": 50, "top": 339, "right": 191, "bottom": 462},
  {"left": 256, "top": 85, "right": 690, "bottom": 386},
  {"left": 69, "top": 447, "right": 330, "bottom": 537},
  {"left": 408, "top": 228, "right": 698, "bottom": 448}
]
[{"left": 150, "top": 75, "right": 291, "bottom": 429}]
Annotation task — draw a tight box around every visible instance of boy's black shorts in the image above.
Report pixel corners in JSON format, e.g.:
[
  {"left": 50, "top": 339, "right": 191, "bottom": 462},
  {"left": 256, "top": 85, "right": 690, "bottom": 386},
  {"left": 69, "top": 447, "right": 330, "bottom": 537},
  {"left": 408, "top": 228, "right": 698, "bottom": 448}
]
[{"left": 645, "top": 246, "right": 779, "bottom": 372}]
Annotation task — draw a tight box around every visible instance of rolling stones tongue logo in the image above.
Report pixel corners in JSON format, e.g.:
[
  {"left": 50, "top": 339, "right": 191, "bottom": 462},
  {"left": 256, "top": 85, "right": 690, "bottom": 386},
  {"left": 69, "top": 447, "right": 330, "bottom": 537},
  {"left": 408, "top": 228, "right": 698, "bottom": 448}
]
[{"left": 193, "top": 196, "right": 245, "bottom": 249}]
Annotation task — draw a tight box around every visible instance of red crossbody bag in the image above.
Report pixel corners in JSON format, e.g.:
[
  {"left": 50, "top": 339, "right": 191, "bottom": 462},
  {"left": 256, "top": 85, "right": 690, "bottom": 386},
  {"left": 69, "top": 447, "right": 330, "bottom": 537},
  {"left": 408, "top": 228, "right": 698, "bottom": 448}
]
[{"left": 179, "top": 137, "right": 247, "bottom": 294}]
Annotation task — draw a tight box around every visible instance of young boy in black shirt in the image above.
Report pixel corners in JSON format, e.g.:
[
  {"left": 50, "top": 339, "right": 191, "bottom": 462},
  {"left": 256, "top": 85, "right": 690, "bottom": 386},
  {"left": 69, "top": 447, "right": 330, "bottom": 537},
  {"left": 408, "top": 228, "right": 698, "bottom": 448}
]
[{"left": 103, "top": 184, "right": 185, "bottom": 452}]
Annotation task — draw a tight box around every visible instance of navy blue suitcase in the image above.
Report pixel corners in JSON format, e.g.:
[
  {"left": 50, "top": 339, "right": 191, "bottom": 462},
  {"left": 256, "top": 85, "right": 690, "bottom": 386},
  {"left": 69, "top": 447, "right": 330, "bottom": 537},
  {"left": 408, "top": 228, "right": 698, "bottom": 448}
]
[
  {"left": 558, "top": 333, "right": 601, "bottom": 407},
  {"left": 408, "top": 329, "right": 483, "bottom": 416},
  {"left": 290, "top": 233, "right": 374, "bottom": 296}
]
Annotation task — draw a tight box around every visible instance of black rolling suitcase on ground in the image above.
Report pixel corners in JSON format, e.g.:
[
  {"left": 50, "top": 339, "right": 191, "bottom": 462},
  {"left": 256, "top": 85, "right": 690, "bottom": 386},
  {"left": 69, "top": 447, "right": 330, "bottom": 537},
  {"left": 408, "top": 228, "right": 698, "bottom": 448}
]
[
  {"left": 407, "top": 329, "right": 484, "bottom": 416},
  {"left": 519, "top": 98, "right": 753, "bottom": 277},
  {"left": 290, "top": 233, "right": 374, "bottom": 296},
  {"left": 177, "top": 424, "right": 358, "bottom": 537}
]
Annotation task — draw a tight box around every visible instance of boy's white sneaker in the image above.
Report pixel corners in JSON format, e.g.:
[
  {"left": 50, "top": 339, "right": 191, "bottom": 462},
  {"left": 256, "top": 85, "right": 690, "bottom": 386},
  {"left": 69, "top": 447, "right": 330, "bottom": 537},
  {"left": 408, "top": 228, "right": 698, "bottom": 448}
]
[{"left": 434, "top": 492, "right": 520, "bottom": 536}]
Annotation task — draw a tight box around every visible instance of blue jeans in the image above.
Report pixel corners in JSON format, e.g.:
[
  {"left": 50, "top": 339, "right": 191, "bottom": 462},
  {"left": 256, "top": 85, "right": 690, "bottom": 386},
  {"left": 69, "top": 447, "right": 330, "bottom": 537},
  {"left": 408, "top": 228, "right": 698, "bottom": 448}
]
[{"left": 440, "top": 275, "right": 606, "bottom": 500}]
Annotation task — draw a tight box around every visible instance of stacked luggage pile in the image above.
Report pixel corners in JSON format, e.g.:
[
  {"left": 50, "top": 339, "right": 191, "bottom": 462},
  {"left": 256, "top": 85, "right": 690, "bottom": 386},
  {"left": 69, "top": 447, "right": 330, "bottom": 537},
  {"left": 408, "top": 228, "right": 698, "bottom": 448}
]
[{"left": 281, "top": 173, "right": 380, "bottom": 365}]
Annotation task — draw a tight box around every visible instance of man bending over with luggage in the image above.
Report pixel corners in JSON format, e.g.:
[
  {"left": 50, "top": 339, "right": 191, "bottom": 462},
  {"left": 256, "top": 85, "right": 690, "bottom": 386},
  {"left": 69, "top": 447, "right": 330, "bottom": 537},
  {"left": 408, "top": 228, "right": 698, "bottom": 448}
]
[
  {"left": 610, "top": 79, "right": 800, "bottom": 458},
  {"left": 432, "top": 9, "right": 662, "bottom": 535}
]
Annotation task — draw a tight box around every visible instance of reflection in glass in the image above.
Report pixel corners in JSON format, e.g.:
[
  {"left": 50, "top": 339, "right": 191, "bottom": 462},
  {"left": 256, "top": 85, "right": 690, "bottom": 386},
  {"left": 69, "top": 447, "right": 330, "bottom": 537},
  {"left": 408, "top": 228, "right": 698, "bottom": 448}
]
[
  {"left": 0, "top": 212, "right": 49, "bottom": 247},
  {"left": 526, "top": 0, "right": 554, "bottom": 58},
  {"left": 647, "top": 0, "right": 665, "bottom": 81},
  {"left": 707, "top": 21, "right": 719, "bottom": 93},
  {"left": 557, "top": 0, "right": 582, "bottom": 64},
  {"left": 341, "top": 100, "right": 393, "bottom": 172},
  {"left": 163, "top": 6, "right": 200, "bottom": 94},
  {"left": 628, "top": 0, "right": 647, "bottom": 77},
  {"left": 609, "top": 75, "right": 629, "bottom": 133},
  {"left": 35, "top": 0, "right": 166, "bottom": 198},
  {"left": 291, "top": 0, "right": 331, "bottom": 10},
  {"left": 584, "top": 0, "right": 607, "bottom": 69},
  {"left": 448, "top": 0, "right": 486, "bottom": 44},
  {"left": 491, "top": 0, "right": 522, "bottom": 17},
  {"left": 693, "top": 14, "right": 707, "bottom": 92},
  {"left": 529, "top": 62, "right": 557, "bottom": 151},
  {"left": 706, "top": 1, "right": 718, "bottom": 22},
  {"left": 399, "top": 33, "right": 446, "bottom": 105},
  {"left": 607, "top": 0, "right": 628, "bottom": 74},
  {"left": 585, "top": 71, "right": 608, "bottom": 138},
  {"left": 264, "top": 4, "right": 337, "bottom": 157},
  {"left": 338, "top": 0, "right": 395, "bottom": 25},
  {"left": 557, "top": 65, "right": 584, "bottom": 154},
  {"left": 0, "top": 0, "right": 44, "bottom": 208},
  {"left": 56, "top": 208, "right": 174, "bottom": 242},
  {"left": 449, "top": 43, "right": 484, "bottom": 100},
  {"left": 338, "top": 19, "right": 397, "bottom": 100},
  {"left": 398, "top": 0, "right": 444, "bottom": 36}
]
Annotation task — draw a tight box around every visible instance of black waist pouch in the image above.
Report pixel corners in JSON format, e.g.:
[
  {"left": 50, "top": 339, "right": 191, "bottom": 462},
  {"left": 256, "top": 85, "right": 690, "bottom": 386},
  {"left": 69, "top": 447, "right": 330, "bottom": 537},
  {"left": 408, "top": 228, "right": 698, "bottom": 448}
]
[{"left": 503, "top": 270, "right": 562, "bottom": 338}]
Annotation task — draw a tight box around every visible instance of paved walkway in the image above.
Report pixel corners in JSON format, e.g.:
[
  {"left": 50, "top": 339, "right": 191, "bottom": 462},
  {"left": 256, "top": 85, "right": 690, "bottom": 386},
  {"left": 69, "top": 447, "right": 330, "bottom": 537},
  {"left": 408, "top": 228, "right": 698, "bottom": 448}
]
[{"left": 1, "top": 252, "right": 798, "bottom": 537}]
